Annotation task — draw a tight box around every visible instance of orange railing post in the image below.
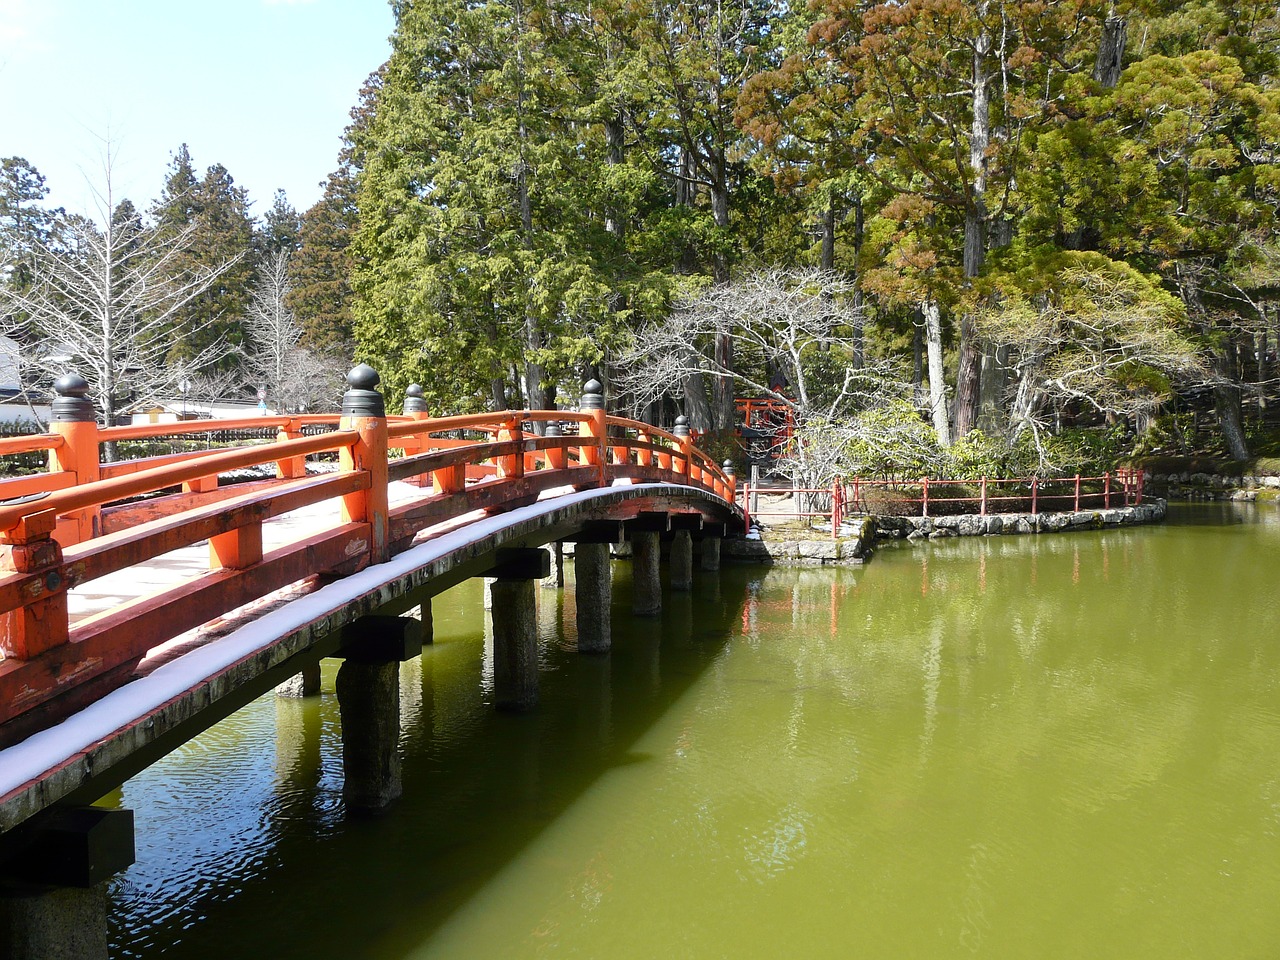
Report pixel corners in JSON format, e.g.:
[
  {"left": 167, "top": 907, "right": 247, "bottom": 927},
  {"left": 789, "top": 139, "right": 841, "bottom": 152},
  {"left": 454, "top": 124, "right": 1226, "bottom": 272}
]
[
  {"left": 339, "top": 364, "right": 389, "bottom": 564},
  {"left": 1031, "top": 477, "right": 1039, "bottom": 515},
  {"left": 980, "top": 477, "right": 988, "bottom": 516},
  {"left": 399, "top": 383, "right": 432, "bottom": 485},
  {"left": 545, "top": 422, "right": 567, "bottom": 470},
  {"left": 1074, "top": 473, "right": 1081, "bottom": 512},
  {"left": 674, "top": 417, "right": 692, "bottom": 480},
  {"left": 921, "top": 477, "right": 929, "bottom": 518},
  {"left": 275, "top": 416, "right": 307, "bottom": 479},
  {"left": 579, "top": 379, "right": 607, "bottom": 486},
  {"left": 636, "top": 427, "right": 654, "bottom": 468},
  {"left": 497, "top": 415, "right": 524, "bottom": 479},
  {"left": 47, "top": 373, "right": 101, "bottom": 545},
  {"left": 0, "top": 508, "right": 69, "bottom": 660},
  {"left": 1104, "top": 471, "right": 1112, "bottom": 509}
]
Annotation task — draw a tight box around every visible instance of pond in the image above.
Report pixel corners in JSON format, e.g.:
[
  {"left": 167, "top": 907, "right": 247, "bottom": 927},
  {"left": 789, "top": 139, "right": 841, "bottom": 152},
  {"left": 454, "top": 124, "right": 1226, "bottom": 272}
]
[{"left": 107, "top": 502, "right": 1280, "bottom": 958}]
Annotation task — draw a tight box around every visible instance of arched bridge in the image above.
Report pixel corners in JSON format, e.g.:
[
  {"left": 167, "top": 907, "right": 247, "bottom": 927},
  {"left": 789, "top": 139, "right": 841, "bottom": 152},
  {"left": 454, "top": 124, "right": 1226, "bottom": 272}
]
[{"left": 0, "top": 369, "right": 742, "bottom": 956}]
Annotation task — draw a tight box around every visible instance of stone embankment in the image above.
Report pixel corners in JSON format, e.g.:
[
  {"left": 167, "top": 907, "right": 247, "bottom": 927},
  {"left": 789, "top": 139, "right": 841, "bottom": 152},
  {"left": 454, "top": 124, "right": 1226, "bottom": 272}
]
[
  {"left": 721, "top": 501, "right": 1166, "bottom": 565},
  {"left": 875, "top": 499, "right": 1167, "bottom": 540},
  {"left": 1146, "top": 472, "right": 1280, "bottom": 502}
]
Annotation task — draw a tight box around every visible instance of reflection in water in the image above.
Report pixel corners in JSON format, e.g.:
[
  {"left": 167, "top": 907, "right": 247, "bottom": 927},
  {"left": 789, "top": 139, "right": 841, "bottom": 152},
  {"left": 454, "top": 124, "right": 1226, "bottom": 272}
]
[{"left": 107, "top": 504, "right": 1280, "bottom": 959}]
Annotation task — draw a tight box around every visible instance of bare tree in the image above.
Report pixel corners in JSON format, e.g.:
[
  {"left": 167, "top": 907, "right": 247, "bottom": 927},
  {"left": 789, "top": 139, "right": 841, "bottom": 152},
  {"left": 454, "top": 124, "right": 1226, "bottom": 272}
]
[
  {"left": 0, "top": 154, "right": 236, "bottom": 430},
  {"left": 243, "top": 250, "right": 345, "bottom": 413},
  {"left": 616, "top": 268, "right": 868, "bottom": 425}
]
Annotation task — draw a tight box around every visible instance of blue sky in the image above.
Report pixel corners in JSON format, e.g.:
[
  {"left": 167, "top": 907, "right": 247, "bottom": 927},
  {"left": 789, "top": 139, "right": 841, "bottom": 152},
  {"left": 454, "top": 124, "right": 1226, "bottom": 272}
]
[{"left": 0, "top": 0, "right": 393, "bottom": 220}]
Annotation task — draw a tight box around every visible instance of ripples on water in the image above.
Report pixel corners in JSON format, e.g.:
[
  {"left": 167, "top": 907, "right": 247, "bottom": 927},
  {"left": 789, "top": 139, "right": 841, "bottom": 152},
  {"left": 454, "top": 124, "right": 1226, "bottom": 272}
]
[{"left": 107, "top": 504, "right": 1280, "bottom": 959}]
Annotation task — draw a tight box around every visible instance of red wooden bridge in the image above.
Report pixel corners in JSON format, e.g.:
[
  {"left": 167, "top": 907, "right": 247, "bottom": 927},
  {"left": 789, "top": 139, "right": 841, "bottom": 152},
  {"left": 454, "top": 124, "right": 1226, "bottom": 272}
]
[{"left": 0, "top": 369, "right": 741, "bottom": 919}]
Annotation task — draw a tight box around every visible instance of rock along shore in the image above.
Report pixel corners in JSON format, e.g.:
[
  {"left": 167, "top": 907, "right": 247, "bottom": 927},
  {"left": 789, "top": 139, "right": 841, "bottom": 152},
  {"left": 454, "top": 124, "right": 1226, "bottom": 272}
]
[{"left": 722, "top": 499, "right": 1167, "bottom": 566}]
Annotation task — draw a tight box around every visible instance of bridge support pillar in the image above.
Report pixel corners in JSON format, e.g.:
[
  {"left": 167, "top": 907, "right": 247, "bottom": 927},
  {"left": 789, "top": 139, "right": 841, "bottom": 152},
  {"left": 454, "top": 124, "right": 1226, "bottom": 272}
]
[
  {"left": 542, "top": 541, "right": 565, "bottom": 591},
  {"left": 699, "top": 536, "right": 721, "bottom": 572},
  {"left": 335, "top": 616, "right": 422, "bottom": 815},
  {"left": 631, "top": 531, "right": 662, "bottom": 617},
  {"left": 490, "top": 579, "right": 539, "bottom": 711},
  {"left": 670, "top": 530, "right": 693, "bottom": 592},
  {"left": 0, "top": 806, "right": 134, "bottom": 960},
  {"left": 0, "top": 884, "right": 108, "bottom": 960},
  {"left": 276, "top": 663, "right": 321, "bottom": 698},
  {"left": 574, "top": 542, "right": 612, "bottom": 653}
]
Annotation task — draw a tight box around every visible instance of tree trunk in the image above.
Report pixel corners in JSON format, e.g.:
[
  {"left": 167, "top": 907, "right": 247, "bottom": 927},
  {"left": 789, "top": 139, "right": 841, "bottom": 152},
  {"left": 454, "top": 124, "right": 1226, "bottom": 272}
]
[
  {"left": 1093, "top": 18, "right": 1127, "bottom": 88},
  {"left": 954, "top": 5, "right": 991, "bottom": 441},
  {"left": 852, "top": 195, "right": 865, "bottom": 369},
  {"left": 682, "top": 369, "right": 715, "bottom": 432},
  {"left": 923, "top": 300, "right": 951, "bottom": 447},
  {"left": 1214, "top": 341, "right": 1250, "bottom": 461},
  {"left": 977, "top": 343, "right": 1009, "bottom": 434}
]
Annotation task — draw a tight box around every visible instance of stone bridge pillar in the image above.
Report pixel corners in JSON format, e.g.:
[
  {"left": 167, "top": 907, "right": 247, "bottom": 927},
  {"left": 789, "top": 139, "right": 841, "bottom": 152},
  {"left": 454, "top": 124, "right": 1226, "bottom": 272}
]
[
  {"left": 335, "top": 615, "right": 422, "bottom": 815},
  {"left": 627, "top": 513, "right": 669, "bottom": 617},
  {"left": 0, "top": 807, "right": 134, "bottom": 960},
  {"left": 486, "top": 549, "right": 550, "bottom": 711}
]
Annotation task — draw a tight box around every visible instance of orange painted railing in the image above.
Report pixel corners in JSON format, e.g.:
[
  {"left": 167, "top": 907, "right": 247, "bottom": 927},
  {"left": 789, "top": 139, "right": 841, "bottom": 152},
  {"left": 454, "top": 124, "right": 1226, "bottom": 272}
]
[
  {"left": 842, "top": 470, "right": 1144, "bottom": 517},
  {"left": 0, "top": 371, "right": 736, "bottom": 744}
]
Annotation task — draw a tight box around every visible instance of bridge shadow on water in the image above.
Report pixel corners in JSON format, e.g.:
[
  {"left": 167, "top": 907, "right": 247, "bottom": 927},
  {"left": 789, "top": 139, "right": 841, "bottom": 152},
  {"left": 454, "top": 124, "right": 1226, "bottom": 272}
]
[{"left": 107, "top": 561, "right": 752, "bottom": 960}]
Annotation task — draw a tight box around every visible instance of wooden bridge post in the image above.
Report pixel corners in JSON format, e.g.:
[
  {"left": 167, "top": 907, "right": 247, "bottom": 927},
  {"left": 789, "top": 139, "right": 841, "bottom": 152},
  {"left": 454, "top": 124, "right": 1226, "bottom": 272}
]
[
  {"left": 47, "top": 374, "right": 101, "bottom": 546},
  {"left": 579, "top": 379, "right": 607, "bottom": 487},
  {"left": 274, "top": 417, "right": 307, "bottom": 479},
  {"left": 673, "top": 417, "right": 692, "bottom": 480},
  {"left": 0, "top": 509, "right": 69, "bottom": 660},
  {"left": 544, "top": 422, "right": 568, "bottom": 471},
  {"left": 398, "top": 384, "right": 432, "bottom": 486},
  {"left": 497, "top": 416, "right": 524, "bottom": 480},
  {"left": 339, "top": 365, "right": 389, "bottom": 564}
]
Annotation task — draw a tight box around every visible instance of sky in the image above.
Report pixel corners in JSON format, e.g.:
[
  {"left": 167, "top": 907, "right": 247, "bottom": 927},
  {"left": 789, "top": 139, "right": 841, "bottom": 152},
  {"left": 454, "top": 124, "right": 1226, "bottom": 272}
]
[{"left": 0, "top": 0, "right": 394, "bottom": 221}]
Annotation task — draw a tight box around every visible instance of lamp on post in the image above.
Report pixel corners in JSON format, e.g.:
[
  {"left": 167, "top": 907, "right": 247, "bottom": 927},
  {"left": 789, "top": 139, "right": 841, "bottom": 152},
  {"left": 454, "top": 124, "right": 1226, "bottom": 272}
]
[{"left": 178, "top": 378, "right": 190, "bottom": 420}]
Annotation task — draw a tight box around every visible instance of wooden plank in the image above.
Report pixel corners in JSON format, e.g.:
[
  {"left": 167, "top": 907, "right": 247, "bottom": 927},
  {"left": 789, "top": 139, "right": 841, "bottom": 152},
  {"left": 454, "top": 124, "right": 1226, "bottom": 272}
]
[
  {"left": 0, "top": 523, "right": 370, "bottom": 728},
  {"left": 0, "top": 473, "right": 76, "bottom": 501},
  {"left": 386, "top": 439, "right": 524, "bottom": 483}
]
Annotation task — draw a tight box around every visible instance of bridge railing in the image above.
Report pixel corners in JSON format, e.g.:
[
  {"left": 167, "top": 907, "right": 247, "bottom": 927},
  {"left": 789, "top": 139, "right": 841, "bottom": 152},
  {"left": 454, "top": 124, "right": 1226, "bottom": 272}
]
[{"left": 0, "top": 370, "right": 735, "bottom": 745}]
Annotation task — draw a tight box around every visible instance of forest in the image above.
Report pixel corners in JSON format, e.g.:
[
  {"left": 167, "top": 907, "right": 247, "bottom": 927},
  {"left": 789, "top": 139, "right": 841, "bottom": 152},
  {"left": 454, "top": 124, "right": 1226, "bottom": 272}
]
[{"left": 3, "top": 0, "right": 1279, "bottom": 483}]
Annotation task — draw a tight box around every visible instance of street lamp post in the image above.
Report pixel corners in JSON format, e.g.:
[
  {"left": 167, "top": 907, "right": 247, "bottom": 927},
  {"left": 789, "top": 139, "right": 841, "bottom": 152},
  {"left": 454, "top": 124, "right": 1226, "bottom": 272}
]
[{"left": 179, "top": 379, "right": 190, "bottom": 420}]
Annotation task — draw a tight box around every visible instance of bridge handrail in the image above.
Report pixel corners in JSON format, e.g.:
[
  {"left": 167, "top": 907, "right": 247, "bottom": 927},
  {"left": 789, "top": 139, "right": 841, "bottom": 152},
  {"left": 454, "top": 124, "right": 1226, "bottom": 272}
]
[
  {"left": 0, "top": 371, "right": 738, "bottom": 745},
  {"left": 0, "top": 429, "right": 361, "bottom": 535},
  {"left": 0, "top": 433, "right": 63, "bottom": 457}
]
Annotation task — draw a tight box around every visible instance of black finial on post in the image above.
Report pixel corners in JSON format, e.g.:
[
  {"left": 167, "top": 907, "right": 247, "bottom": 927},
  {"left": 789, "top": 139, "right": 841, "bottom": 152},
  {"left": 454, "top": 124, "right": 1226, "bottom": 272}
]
[
  {"left": 723, "top": 459, "right": 736, "bottom": 477},
  {"left": 580, "top": 379, "right": 604, "bottom": 411},
  {"left": 51, "top": 373, "right": 95, "bottom": 423},
  {"left": 402, "top": 383, "right": 427, "bottom": 415},
  {"left": 342, "top": 364, "right": 385, "bottom": 418},
  {"left": 673, "top": 416, "right": 691, "bottom": 438}
]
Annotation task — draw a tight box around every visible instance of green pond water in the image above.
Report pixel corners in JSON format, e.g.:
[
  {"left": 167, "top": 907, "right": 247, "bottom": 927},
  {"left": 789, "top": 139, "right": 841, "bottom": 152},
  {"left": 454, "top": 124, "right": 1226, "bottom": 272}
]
[{"left": 106, "top": 502, "right": 1280, "bottom": 958}]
